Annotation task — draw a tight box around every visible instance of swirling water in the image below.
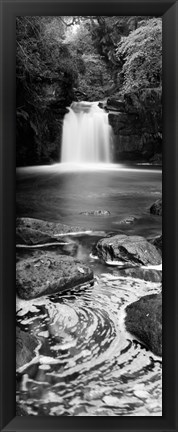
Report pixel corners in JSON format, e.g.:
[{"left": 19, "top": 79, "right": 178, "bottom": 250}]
[
  {"left": 16, "top": 166, "right": 162, "bottom": 416},
  {"left": 16, "top": 262, "right": 162, "bottom": 416}
]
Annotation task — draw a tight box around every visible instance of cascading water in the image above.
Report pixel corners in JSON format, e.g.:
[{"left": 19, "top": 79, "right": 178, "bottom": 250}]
[{"left": 61, "top": 102, "right": 112, "bottom": 164}]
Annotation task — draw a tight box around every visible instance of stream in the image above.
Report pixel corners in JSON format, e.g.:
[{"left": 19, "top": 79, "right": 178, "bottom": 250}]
[{"left": 16, "top": 164, "right": 162, "bottom": 416}]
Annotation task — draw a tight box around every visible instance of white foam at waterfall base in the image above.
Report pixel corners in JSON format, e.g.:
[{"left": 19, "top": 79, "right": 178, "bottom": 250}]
[
  {"left": 17, "top": 164, "right": 161, "bottom": 174},
  {"left": 61, "top": 102, "right": 112, "bottom": 164}
]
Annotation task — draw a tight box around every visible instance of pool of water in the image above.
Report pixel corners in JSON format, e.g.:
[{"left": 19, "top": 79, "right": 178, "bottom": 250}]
[
  {"left": 16, "top": 163, "right": 162, "bottom": 416},
  {"left": 16, "top": 163, "right": 162, "bottom": 236}
]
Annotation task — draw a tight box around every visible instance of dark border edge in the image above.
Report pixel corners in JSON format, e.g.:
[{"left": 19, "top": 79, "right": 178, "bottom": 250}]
[
  {"left": 0, "top": 1, "right": 4, "bottom": 432},
  {"left": 1, "top": 1, "right": 178, "bottom": 431}
]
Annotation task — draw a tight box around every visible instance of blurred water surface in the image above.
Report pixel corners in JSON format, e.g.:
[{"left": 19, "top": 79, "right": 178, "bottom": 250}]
[{"left": 16, "top": 164, "right": 162, "bottom": 416}]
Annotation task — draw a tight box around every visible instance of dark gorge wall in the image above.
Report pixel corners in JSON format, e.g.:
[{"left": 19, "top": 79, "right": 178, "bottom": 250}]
[
  {"left": 16, "top": 17, "right": 162, "bottom": 167},
  {"left": 16, "top": 80, "right": 71, "bottom": 167},
  {"left": 17, "top": 89, "right": 162, "bottom": 166},
  {"left": 43, "top": 93, "right": 162, "bottom": 166},
  {"left": 106, "top": 98, "right": 162, "bottom": 165}
]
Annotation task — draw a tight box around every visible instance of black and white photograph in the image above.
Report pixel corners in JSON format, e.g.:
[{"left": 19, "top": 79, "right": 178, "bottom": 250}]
[{"left": 16, "top": 16, "right": 162, "bottom": 417}]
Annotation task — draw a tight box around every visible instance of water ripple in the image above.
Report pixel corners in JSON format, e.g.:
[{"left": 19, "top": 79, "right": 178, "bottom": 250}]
[{"left": 16, "top": 276, "right": 162, "bottom": 416}]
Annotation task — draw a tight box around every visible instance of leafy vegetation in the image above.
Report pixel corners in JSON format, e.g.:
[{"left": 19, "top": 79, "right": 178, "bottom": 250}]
[
  {"left": 16, "top": 16, "right": 162, "bottom": 166},
  {"left": 116, "top": 19, "right": 162, "bottom": 142},
  {"left": 116, "top": 18, "right": 162, "bottom": 93},
  {"left": 16, "top": 17, "right": 86, "bottom": 165}
]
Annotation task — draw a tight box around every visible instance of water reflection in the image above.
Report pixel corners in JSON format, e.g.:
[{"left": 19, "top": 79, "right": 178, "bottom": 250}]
[{"left": 16, "top": 165, "right": 162, "bottom": 234}]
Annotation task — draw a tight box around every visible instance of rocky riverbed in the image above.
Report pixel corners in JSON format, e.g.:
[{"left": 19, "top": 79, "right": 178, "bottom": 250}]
[{"left": 16, "top": 201, "right": 162, "bottom": 416}]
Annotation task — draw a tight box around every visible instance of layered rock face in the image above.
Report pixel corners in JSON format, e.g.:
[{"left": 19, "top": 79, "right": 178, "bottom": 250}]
[{"left": 106, "top": 97, "right": 162, "bottom": 164}]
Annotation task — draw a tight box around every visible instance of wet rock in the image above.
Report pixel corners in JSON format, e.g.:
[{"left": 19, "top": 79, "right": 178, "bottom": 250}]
[
  {"left": 46, "top": 98, "right": 69, "bottom": 116},
  {"left": 133, "top": 407, "right": 150, "bottom": 416},
  {"left": 149, "top": 235, "right": 162, "bottom": 253},
  {"left": 98, "top": 101, "right": 107, "bottom": 110},
  {"left": 117, "top": 216, "right": 137, "bottom": 225},
  {"left": 80, "top": 210, "right": 110, "bottom": 216},
  {"left": 149, "top": 153, "right": 162, "bottom": 165},
  {"left": 95, "top": 234, "right": 162, "bottom": 266},
  {"left": 74, "top": 88, "right": 88, "bottom": 99},
  {"left": 16, "top": 227, "right": 60, "bottom": 246},
  {"left": 73, "top": 408, "right": 88, "bottom": 416},
  {"left": 108, "top": 112, "right": 137, "bottom": 134},
  {"left": 133, "top": 389, "right": 149, "bottom": 400},
  {"left": 47, "top": 303, "right": 78, "bottom": 341},
  {"left": 16, "top": 217, "right": 85, "bottom": 235},
  {"left": 16, "top": 404, "right": 28, "bottom": 416},
  {"left": 103, "top": 395, "right": 132, "bottom": 407},
  {"left": 93, "top": 409, "right": 115, "bottom": 416},
  {"left": 84, "top": 386, "right": 111, "bottom": 401},
  {"left": 62, "top": 242, "right": 78, "bottom": 256},
  {"left": 106, "top": 97, "right": 125, "bottom": 112},
  {"left": 150, "top": 199, "right": 162, "bottom": 216},
  {"left": 108, "top": 105, "right": 161, "bottom": 163},
  {"left": 125, "top": 293, "right": 162, "bottom": 356},
  {"left": 103, "top": 395, "right": 121, "bottom": 406},
  {"left": 16, "top": 327, "right": 38, "bottom": 369},
  {"left": 117, "top": 267, "right": 162, "bottom": 283},
  {"left": 110, "top": 132, "right": 144, "bottom": 162},
  {"left": 16, "top": 253, "right": 94, "bottom": 299}
]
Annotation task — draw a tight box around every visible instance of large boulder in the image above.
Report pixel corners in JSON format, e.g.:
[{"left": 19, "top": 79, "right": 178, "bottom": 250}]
[
  {"left": 16, "top": 327, "right": 38, "bottom": 369},
  {"left": 16, "top": 217, "right": 85, "bottom": 236},
  {"left": 94, "top": 234, "right": 162, "bottom": 266},
  {"left": 150, "top": 199, "right": 162, "bottom": 216},
  {"left": 16, "top": 253, "right": 94, "bottom": 300},
  {"left": 16, "top": 227, "right": 60, "bottom": 246},
  {"left": 125, "top": 293, "right": 162, "bottom": 356}
]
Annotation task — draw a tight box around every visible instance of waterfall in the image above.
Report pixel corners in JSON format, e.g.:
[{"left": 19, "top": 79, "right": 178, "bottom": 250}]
[{"left": 61, "top": 102, "right": 112, "bottom": 164}]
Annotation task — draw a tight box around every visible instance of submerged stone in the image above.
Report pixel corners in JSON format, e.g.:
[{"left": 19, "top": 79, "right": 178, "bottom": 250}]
[
  {"left": 117, "top": 216, "right": 137, "bottom": 225},
  {"left": 16, "top": 253, "right": 94, "bottom": 299},
  {"left": 80, "top": 210, "right": 110, "bottom": 216},
  {"left": 125, "top": 293, "right": 162, "bottom": 356}
]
